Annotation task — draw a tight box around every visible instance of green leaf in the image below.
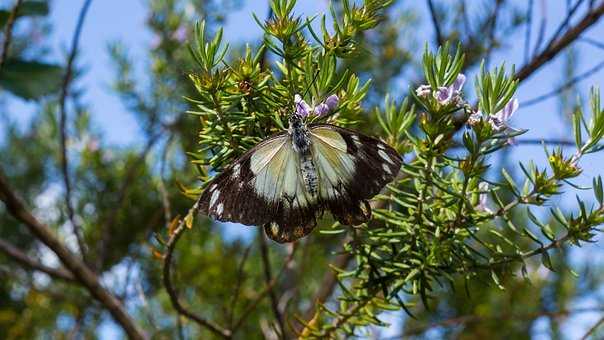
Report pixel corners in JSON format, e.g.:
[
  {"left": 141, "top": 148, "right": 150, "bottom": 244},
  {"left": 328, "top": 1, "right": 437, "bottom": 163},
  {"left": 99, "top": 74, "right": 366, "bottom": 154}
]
[
  {"left": 0, "top": 59, "right": 63, "bottom": 100},
  {"left": 0, "top": 1, "right": 49, "bottom": 28}
]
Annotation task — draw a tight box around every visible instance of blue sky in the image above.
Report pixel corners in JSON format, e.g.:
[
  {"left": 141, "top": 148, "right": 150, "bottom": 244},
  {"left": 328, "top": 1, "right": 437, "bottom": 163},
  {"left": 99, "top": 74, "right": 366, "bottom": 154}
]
[{"left": 4, "top": 0, "right": 604, "bottom": 338}]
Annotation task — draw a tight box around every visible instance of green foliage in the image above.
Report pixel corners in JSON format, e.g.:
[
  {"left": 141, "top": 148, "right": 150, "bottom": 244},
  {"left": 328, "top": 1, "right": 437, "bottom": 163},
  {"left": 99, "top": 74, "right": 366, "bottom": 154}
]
[
  {"left": 0, "top": 59, "right": 62, "bottom": 100},
  {"left": 187, "top": 5, "right": 604, "bottom": 333}
]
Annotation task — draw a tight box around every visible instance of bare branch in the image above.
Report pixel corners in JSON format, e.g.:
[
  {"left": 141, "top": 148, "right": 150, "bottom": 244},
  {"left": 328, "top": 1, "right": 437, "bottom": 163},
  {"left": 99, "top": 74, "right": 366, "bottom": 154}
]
[
  {"left": 0, "top": 238, "right": 75, "bottom": 282},
  {"left": 581, "top": 315, "right": 604, "bottom": 340},
  {"left": 516, "top": 2, "right": 604, "bottom": 82},
  {"left": 522, "top": 58, "right": 604, "bottom": 107},
  {"left": 258, "top": 230, "right": 286, "bottom": 338},
  {"left": 59, "top": 0, "right": 93, "bottom": 260},
  {"left": 524, "top": 0, "right": 534, "bottom": 63},
  {"left": 0, "top": 0, "right": 23, "bottom": 71},
  {"left": 531, "top": 0, "right": 548, "bottom": 58},
  {"left": 0, "top": 170, "right": 146, "bottom": 339},
  {"left": 162, "top": 197, "right": 232, "bottom": 339},
  {"left": 426, "top": 0, "right": 444, "bottom": 46}
]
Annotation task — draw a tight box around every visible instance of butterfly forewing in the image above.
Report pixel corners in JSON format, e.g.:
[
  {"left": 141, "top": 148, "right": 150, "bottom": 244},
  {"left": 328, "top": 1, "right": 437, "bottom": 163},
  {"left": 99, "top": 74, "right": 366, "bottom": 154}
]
[{"left": 309, "top": 124, "right": 402, "bottom": 225}]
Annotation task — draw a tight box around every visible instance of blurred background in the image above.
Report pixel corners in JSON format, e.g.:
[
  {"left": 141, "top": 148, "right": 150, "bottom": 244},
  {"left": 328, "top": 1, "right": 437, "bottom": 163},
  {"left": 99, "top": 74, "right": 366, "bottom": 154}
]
[{"left": 0, "top": 0, "right": 603, "bottom": 338}]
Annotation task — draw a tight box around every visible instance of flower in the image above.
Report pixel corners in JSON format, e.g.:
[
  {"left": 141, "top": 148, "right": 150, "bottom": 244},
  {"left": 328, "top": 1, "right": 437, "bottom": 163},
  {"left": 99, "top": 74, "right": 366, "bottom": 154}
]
[
  {"left": 313, "top": 103, "right": 330, "bottom": 116},
  {"left": 434, "top": 86, "right": 454, "bottom": 105},
  {"left": 324, "top": 94, "right": 339, "bottom": 111},
  {"left": 476, "top": 182, "right": 492, "bottom": 213},
  {"left": 295, "top": 94, "right": 312, "bottom": 117},
  {"left": 433, "top": 73, "right": 466, "bottom": 105},
  {"left": 295, "top": 94, "right": 339, "bottom": 117},
  {"left": 415, "top": 84, "right": 431, "bottom": 97},
  {"left": 489, "top": 98, "right": 518, "bottom": 131}
]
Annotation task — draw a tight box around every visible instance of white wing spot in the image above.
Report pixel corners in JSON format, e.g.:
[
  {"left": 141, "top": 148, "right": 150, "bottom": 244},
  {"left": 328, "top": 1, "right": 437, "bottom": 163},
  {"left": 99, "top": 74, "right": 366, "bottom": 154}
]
[
  {"left": 216, "top": 203, "right": 224, "bottom": 215},
  {"left": 232, "top": 164, "right": 240, "bottom": 178},
  {"left": 210, "top": 189, "right": 220, "bottom": 208},
  {"left": 382, "top": 163, "right": 392, "bottom": 175},
  {"left": 352, "top": 135, "right": 362, "bottom": 147},
  {"left": 378, "top": 150, "right": 395, "bottom": 165},
  {"left": 377, "top": 143, "right": 386, "bottom": 151},
  {"left": 209, "top": 184, "right": 217, "bottom": 192}
]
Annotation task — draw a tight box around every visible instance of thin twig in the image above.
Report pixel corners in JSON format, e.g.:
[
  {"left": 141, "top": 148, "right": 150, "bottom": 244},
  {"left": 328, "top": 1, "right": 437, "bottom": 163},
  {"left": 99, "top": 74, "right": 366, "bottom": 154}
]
[
  {"left": 228, "top": 243, "right": 252, "bottom": 328},
  {"left": 524, "top": 0, "right": 534, "bottom": 64},
  {"left": 516, "top": 2, "right": 604, "bottom": 82},
  {"left": 258, "top": 230, "right": 286, "bottom": 338},
  {"left": 484, "top": 0, "right": 503, "bottom": 69},
  {"left": 522, "top": 58, "right": 604, "bottom": 107},
  {"left": 162, "top": 196, "right": 232, "bottom": 339},
  {"left": 0, "top": 238, "right": 75, "bottom": 282},
  {"left": 531, "top": 0, "right": 548, "bottom": 58},
  {"left": 426, "top": 0, "right": 443, "bottom": 47},
  {"left": 0, "top": 169, "right": 146, "bottom": 339},
  {"left": 581, "top": 315, "right": 604, "bottom": 340},
  {"left": 0, "top": 0, "right": 23, "bottom": 71},
  {"left": 232, "top": 244, "right": 297, "bottom": 332},
  {"left": 59, "top": 0, "right": 93, "bottom": 260}
]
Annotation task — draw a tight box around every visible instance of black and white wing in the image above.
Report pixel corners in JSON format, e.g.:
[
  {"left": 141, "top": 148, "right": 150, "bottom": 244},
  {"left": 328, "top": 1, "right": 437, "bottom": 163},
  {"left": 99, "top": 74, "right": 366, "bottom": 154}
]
[
  {"left": 198, "top": 132, "right": 321, "bottom": 243},
  {"left": 309, "top": 124, "right": 402, "bottom": 225}
]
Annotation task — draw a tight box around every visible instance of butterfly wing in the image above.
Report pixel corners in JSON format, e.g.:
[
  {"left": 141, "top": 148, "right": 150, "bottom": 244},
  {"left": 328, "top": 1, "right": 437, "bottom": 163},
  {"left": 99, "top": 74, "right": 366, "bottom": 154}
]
[
  {"left": 309, "top": 124, "right": 402, "bottom": 225},
  {"left": 199, "top": 132, "right": 321, "bottom": 243}
]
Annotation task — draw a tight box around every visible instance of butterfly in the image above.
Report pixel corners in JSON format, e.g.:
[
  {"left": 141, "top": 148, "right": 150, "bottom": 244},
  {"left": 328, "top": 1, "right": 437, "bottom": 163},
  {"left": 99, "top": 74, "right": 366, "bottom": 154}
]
[{"left": 199, "top": 95, "right": 402, "bottom": 243}]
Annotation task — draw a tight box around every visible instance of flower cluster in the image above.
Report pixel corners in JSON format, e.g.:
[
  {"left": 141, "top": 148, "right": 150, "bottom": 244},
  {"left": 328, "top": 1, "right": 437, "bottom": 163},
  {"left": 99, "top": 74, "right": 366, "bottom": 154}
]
[
  {"left": 295, "top": 94, "right": 339, "bottom": 117},
  {"left": 416, "top": 74, "right": 466, "bottom": 106},
  {"left": 468, "top": 98, "right": 519, "bottom": 132}
]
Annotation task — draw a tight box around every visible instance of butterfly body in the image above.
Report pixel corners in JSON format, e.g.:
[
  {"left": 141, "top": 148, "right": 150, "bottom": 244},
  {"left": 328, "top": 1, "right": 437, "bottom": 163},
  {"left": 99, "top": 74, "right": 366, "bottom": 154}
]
[{"left": 199, "top": 114, "right": 402, "bottom": 243}]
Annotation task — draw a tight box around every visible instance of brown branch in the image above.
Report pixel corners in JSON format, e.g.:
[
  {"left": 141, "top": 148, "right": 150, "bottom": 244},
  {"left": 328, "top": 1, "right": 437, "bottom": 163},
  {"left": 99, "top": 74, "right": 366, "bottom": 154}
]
[
  {"left": 258, "top": 229, "right": 286, "bottom": 338},
  {"left": 581, "top": 314, "right": 604, "bottom": 340},
  {"left": 516, "top": 1, "right": 604, "bottom": 82},
  {"left": 0, "top": 238, "right": 75, "bottom": 282},
  {"left": 162, "top": 197, "right": 232, "bottom": 339},
  {"left": 0, "top": 0, "right": 23, "bottom": 71},
  {"left": 524, "top": 0, "right": 534, "bottom": 63},
  {"left": 232, "top": 243, "right": 296, "bottom": 332},
  {"left": 59, "top": 0, "right": 93, "bottom": 260},
  {"left": 0, "top": 171, "right": 146, "bottom": 339},
  {"left": 426, "top": 0, "right": 443, "bottom": 47}
]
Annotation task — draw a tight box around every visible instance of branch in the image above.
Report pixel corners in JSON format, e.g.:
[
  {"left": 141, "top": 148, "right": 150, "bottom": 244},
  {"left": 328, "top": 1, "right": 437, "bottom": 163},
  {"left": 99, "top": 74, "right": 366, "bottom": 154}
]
[
  {"left": 0, "top": 238, "right": 75, "bottom": 282},
  {"left": 258, "top": 229, "right": 286, "bottom": 338},
  {"left": 515, "top": 1, "right": 604, "bottom": 82},
  {"left": 522, "top": 58, "right": 604, "bottom": 107},
  {"left": 426, "top": 0, "right": 443, "bottom": 46},
  {"left": 581, "top": 315, "right": 604, "bottom": 340},
  {"left": 0, "top": 170, "right": 146, "bottom": 339},
  {"left": 59, "top": 0, "right": 93, "bottom": 260},
  {"left": 0, "top": 0, "right": 23, "bottom": 71},
  {"left": 162, "top": 197, "right": 232, "bottom": 339}
]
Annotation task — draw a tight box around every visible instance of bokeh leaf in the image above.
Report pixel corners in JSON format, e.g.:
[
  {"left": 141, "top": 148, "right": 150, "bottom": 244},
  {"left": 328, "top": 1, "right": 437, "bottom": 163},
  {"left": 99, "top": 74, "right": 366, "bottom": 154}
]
[{"left": 0, "top": 59, "right": 63, "bottom": 100}]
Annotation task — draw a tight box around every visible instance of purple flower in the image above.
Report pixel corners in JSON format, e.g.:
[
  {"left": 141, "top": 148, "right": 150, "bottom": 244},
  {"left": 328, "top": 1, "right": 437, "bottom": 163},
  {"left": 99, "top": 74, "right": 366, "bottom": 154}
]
[
  {"left": 434, "top": 86, "right": 454, "bottom": 105},
  {"left": 433, "top": 73, "right": 467, "bottom": 105},
  {"left": 489, "top": 98, "right": 518, "bottom": 131},
  {"left": 415, "top": 84, "right": 431, "bottom": 97},
  {"left": 324, "top": 94, "right": 339, "bottom": 111},
  {"left": 295, "top": 94, "right": 312, "bottom": 117},
  {"left": 452, "top": 74, "right": 466, "bottom": 93},
  {"left": 467, "top": 111, "right": 483, "bottom": 126},
  {"left": 313, "top": 103, "right": 330, "bottom": 116}
]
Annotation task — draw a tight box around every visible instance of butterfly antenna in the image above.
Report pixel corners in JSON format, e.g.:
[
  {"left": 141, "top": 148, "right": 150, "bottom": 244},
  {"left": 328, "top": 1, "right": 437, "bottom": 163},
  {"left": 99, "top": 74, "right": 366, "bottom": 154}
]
[{"left": 302, "top": 68, "right": 320, "bottom": 101}]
